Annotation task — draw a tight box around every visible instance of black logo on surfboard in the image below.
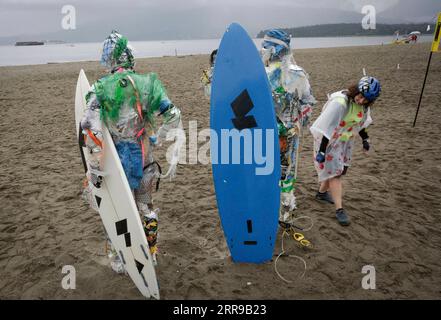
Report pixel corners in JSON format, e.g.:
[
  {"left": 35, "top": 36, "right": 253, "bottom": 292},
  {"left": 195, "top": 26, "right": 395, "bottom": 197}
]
[
  {"left": 231, "top": 89, "right": 257, "bottom": 130},
  {"left": 115, "top": 219, "right": 132, "bottom": 248}
]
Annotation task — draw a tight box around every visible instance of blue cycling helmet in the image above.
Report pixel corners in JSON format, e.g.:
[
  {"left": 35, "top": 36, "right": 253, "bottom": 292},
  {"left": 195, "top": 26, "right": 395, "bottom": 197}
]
[
  {"left": 358, "top": 76, "right": 381, "bottom": 102},
  {"left": 265, "top": 29, "right": 290, "bottom": 46},
  {"left": 262, "top": 29, "right": 291, "bottom": 58}
]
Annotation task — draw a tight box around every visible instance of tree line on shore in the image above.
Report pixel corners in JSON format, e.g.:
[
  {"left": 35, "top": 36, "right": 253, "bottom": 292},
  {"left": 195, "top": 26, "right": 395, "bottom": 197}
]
[{"left": 257, "top": 23, "right": 434, "bottom": 38}]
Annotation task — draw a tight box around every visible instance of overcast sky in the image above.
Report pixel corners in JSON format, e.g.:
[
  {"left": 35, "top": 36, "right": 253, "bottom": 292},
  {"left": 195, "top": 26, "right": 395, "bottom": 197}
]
[{"left": 1, "top": 0, "right": 440, "bottom": 42}]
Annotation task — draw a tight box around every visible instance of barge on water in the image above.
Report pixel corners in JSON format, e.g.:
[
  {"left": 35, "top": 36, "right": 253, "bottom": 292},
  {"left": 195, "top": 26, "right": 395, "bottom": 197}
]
[{"left": 15, "top": 41, "right": 44, "bottom": 46}]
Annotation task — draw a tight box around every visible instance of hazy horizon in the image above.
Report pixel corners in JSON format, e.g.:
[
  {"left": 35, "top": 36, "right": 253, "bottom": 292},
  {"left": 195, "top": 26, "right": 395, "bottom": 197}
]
[{"left": 1, "top": 0, "right": 440, "bottom": 44}]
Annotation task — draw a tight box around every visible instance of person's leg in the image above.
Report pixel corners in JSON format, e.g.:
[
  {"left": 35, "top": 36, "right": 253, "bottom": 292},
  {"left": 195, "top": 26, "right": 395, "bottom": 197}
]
[
  {"left": 316, "top": 179, "right": 334, "bottom": 204},
  {"left": 329, "top": 176, "right": 350, "bottom": 226},
  {"left": 319, "top": 180, "right": 329, "bottom": 193},
  {"left": 328, "top": 177, "right": 342, "bottom": 210},
  {"left": 135, "top": 159, "right": 160, "bottom": 260},
  {"left": 136, "top": 140, "right": 158, "bottom": 232}
]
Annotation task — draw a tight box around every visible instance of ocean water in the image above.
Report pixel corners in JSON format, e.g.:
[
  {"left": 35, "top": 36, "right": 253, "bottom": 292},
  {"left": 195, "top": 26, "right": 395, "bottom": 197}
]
[{"left": 0, "top": 35, "right": 433, "bottom": 67}]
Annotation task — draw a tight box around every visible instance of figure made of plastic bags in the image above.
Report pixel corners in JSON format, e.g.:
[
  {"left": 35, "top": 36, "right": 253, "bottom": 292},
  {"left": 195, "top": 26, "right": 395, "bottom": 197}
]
[
  {"left": 260, "top": 29, "right": 316, "bottom": 226},
  {"left": 80, "top": 30, "right": 184, "bottom": 273}
]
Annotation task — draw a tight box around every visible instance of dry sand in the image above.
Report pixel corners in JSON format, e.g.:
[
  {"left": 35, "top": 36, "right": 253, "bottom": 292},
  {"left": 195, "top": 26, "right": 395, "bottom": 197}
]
[{"left": 0, "top": 43, "right": 440, "bottom": 299}]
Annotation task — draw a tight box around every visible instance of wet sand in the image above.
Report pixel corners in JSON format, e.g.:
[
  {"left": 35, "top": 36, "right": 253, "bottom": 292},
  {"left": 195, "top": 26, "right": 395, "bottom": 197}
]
[{"left": 0, "top": 42, "right": 440, "bottom": 299}]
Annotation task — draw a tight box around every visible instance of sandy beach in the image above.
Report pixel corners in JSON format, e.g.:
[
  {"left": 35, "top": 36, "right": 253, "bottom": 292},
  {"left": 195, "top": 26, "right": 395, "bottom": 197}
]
[{"left": 0, "top": 42, "right": 440, "bottom": 299}]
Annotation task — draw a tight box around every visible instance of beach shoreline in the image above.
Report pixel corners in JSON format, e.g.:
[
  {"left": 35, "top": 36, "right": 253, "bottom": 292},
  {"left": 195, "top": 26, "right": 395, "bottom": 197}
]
[{"left": 0, "top": 35, "right": 433, "bottom": 67}]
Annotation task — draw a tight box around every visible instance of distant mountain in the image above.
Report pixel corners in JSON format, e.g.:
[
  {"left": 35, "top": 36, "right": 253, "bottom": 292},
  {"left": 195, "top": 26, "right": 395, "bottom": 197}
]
[{"left": 257, "top": 23, "right": 434, "bottom": 38}]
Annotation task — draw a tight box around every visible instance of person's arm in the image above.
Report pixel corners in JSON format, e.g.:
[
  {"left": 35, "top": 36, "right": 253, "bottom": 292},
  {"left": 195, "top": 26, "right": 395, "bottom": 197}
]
[
  {"left": 80, "top": 90, "right": 101, "bottom": 132},
  {"left": 144, "top": 73, "right": 182, "bottom": 141},
  {"left": 281, "top": 66, "right": 316, "bottom": 127},
  {"left": 359, "top": 107, "right": 372, "bottom": 151},
  {"left": 319, "top": 136, "right": 329, "bottom": 153},
  {"left": 297, "top": 72, "right": 316, "bottom": 127},
  {"left": 316, "top": 136, "right": 329, "bottom": 163},
  {"left": 299, "top": 72, "right": 317, "bottom": 107},
  {"left": 80, "top": 90, "right": 103, "bottom": 154},
  {"left": 147, "top": 74, "right": 184, "bottom": 180},
  {"left": 80, "top": 89, "right": 104, "bottom": 184},
  {"left": 156, "top": 96, "right": 181, "bottom": 142},
  {"left": 157, "top": 102, "right": 182, "bottom": 141},
  {"left": 284, "top": 65, "right": 316, "bottom": 106},
  {"left": 359, "top": 128, "right": 368, "bottom": 140},
  {"left": 359, "top": 128, "right": 370, "bottom": 151}
]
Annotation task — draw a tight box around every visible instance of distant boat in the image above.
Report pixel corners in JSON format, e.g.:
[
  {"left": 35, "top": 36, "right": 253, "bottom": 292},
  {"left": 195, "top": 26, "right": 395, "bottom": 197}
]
[{"left": 15, "top": 41, "right": 44, "bottom": 46}]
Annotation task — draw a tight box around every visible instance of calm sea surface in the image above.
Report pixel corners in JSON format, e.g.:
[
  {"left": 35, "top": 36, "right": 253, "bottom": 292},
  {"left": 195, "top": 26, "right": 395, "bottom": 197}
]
[{"left": 0, "top": 35, "right": 432, "bottom": 67}]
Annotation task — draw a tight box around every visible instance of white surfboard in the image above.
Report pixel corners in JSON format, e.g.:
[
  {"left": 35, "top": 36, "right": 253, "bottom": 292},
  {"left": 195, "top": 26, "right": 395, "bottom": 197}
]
[{"left": 75, "top": 69, "right": 160, "bottom": 300}]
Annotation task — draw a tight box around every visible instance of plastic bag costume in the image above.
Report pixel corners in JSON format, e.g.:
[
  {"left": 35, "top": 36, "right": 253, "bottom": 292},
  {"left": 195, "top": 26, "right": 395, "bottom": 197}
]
[
  {"left": 80, "top": 31, "right": 183, "bottom": 272},
  {"left": 261, "top": 30, "right": 316, "bottom": 224},
  {"left": 201, "top": 66, "right": 213, "bottom": 98},
  {"left": 201, "top": 49, "right": 217, "bottom": 98},
  {"left": 310, "top": 91, "right": 372, "bottom": 182}
]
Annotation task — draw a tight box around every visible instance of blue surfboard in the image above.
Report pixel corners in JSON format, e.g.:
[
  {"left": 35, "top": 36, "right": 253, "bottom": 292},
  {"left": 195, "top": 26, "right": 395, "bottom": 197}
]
[{"left": 210, "top": 23, "right": 281, "bottom": 263}]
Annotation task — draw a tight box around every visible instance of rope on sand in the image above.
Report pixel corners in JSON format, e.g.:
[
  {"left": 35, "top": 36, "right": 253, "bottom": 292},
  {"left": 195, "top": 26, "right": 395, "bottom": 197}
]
[
  {"left": 292, "top": 215, "right": 314, "bottom": 231},
  {"left": 274, "top": 215, "right": 314, "bottom": 283}
]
